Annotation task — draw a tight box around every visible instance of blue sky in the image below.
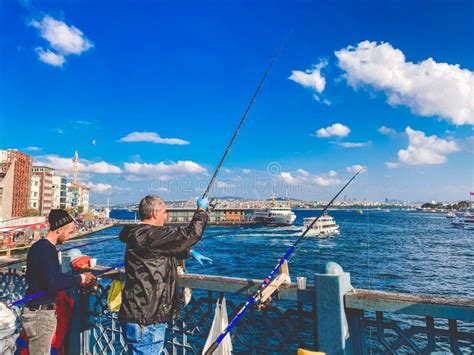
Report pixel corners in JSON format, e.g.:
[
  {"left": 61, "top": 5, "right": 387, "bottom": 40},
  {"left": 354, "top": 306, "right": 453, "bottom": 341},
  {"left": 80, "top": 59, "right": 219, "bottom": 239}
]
[{"left": 1, "top": 0, "right": 473, "bottom": 203}]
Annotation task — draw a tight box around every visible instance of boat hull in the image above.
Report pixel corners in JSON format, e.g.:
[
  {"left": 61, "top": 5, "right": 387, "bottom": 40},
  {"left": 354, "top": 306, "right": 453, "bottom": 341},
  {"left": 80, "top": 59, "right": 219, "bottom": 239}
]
[{"left": 304, "top": 226, "right": 340, "bottom": 237}]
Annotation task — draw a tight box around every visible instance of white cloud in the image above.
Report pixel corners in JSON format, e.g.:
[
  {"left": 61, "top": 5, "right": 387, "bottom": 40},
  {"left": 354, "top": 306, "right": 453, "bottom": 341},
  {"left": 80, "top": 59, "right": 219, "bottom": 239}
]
[
  {"left": 328, "top": 170, "right": 338, "bottom": 177},
  {"left": 346, "top": 164, "right": 367, "bottom": 173},
  {"left": 334, "top": 141, "right": 371, "bottom": 148},
  {"left": 119, "top": 132, "right": 190, "bottom": 145},
  {"left": 336, "top": 41, "right": 474, "bottom": 126},
  {"left": 87, "top": 182, "right": 112, "bottom": 193},
  {"left": 385, "top": 162, "right": 401, "bottom": 168},
  {"left": 280, "top": 169, "right": 341, "bottom": 187},
  {"left": 86, "top": 161, "right": 122, "bottom": 174},
  {"left": 123, "top": 161, "right": 207, "bottom": 179},
  {"left": 289, "top": 59, "right": 327, "bottom": 94},
  {"left": 87, "top": 182, "right": 131, "bottom": 194},
  {"left": 216, "top": 181, "right": 235, "bottom": 189},
  {"left": 378, "top": 126, "right": 397, "bottom": 135},
  {"left": 35, "top": 155, "right": 122, "bottom": 174},
  {"left": 313, "top": 176, "right": 341, "bottom": 187},
  {"left": 396, "top": 127, "right": 460, "bottom": 165},
  {"left": 31, "top": 15, "right": 93, "bottom": 55},
  {"left": 280, "top": 172, "right": 298, "bottom": 185},
  {"left": 316, "top": 123, "right": 350, "bottom": 138},
  {"left": 296, "top": 169, "right": 310, "bottom": 177},
  {"left": 25, "top": 146, "right": 42, "bottom": 151},
  {"left": 35, "top": 48, "right": 65, "bottom": 66},
  {"left": 242, "top": 169, "right": 252, "bottom": 174}
]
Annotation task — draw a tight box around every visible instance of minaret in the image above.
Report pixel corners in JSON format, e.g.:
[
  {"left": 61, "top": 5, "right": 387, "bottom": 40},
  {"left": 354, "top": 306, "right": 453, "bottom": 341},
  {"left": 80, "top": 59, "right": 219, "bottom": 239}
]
[
  {"left": 105, "top": 198, "right": 110, "bottom": 218},
  {"left": 72, "top": 151, "right": 79, "bottom": 185}
]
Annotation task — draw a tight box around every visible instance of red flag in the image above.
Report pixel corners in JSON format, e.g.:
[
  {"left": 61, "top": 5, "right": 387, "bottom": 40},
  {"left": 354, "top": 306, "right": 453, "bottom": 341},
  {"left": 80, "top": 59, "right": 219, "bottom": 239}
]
[{"left": 470, "top": 192, "right": 474, "bottom": 196}]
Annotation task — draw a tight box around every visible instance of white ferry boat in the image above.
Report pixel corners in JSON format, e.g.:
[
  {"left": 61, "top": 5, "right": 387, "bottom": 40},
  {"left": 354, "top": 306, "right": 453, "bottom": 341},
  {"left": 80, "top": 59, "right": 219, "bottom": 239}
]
[
  {"left": 303, "top": 213, "right": 340, "bottom": 237},
  {"left": 253, "top": 194, "right": 296, "bottom": 226}
]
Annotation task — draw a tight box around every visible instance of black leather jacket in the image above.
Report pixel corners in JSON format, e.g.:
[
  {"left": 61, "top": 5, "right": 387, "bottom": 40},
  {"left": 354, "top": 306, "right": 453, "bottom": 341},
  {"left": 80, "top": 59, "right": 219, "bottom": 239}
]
[{"left": 118, "top": 211, "right": 208, "bottom": 325}]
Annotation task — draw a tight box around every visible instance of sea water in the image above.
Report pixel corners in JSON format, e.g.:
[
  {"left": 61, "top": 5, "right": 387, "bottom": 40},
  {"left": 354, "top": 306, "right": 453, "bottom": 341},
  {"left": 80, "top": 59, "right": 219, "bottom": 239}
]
[{"left": 74, "top": 209, "right": 473, "bottom": 298}]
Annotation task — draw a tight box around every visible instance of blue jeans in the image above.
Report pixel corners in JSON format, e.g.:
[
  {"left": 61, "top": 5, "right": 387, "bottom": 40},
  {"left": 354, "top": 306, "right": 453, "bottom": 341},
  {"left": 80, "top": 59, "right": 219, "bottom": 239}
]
[{"left": 121, "top": 322, "right": 167, "bottom": 355}]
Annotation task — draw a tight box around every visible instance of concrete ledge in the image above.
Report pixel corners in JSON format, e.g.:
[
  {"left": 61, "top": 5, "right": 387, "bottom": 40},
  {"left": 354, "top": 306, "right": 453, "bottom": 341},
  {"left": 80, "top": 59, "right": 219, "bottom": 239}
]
[{"left": 346, "top": 289, "right": 474, "bottom": 322}]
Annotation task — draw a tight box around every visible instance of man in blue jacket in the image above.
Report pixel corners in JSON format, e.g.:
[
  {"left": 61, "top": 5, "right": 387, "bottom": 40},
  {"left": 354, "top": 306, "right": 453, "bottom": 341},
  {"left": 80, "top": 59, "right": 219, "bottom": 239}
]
[
  {"left": 119, "top": 195, "right": 213, "bottom": 354},
  {"left": 23, "top": 209, "right": 96, "bottom": 354}
]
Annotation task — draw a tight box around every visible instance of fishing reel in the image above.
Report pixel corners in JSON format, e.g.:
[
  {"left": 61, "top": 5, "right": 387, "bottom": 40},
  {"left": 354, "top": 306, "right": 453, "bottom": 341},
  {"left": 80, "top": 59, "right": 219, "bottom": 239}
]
[
  {"left": 86, "top": 283, "right": 99, "bottom": 294},
  {"left": 83, "top": 279, "right": 99, "bottom": 294},
  {"left": 209, "top": 198, "right": 218, "bottom": 211}
]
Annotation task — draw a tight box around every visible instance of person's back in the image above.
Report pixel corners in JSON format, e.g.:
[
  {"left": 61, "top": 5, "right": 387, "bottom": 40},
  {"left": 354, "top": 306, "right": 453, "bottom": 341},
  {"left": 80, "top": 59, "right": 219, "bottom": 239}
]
[{"left": 119, "top": 195, "right": 211, "bottom": 354}]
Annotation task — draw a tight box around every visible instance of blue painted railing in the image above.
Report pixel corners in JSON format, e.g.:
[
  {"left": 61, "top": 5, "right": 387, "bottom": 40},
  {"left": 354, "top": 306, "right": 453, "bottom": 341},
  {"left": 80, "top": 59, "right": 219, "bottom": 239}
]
[{"left": 1, "top": 261, "right": 473, "bottom": 354}]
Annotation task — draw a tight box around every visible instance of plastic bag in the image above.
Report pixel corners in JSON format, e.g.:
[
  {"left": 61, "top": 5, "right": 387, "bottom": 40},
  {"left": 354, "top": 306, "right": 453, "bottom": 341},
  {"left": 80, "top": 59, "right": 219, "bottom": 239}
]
[
  {"left": 107, "top": 280, "right": 125, "bottom": 312},
  {"left": 0, "top": 303, "right": 18, "bottom": 355},
  {"left": 203, "top": 297, "right": 232, "bottom": 355}
]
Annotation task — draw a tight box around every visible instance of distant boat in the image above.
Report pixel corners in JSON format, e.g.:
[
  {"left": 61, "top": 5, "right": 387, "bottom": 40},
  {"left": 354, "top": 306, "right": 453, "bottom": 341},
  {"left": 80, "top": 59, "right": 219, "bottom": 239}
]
[
  {"left": 452, "top": 210, "right": 474, "bottom": 230},
  {"left": 357, "top": 210, "right": 364, "bottom": 214},
  {"left": 253, "top": 193, "right": 296, "bottom": 226},
  {"left": 446, "top": 211, "right": 456, "bottom": 219},
  {"left": 303, "top": 213, "right": 340, "bottom": 237}
]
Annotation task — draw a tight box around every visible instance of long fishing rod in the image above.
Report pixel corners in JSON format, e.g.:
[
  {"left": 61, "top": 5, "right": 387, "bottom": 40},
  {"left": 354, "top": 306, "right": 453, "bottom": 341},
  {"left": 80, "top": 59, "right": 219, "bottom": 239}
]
[
  {"left": 0, "top": 235, "right": 120, "bottom": 269},
  {"left": 201, "top": 40, "right": 285, "bottom": 199},
  {"left": 8, "top": 262, "right": 125, "bottom": 307},
  {"left": 204, "top": 169, "right": 362, "bottom": 355},
  {"left": 176, "top": 38, "right": 286, "bottom": 273},
  {"left": 0, "top": 227, "right": 243, "bottom": 269}
]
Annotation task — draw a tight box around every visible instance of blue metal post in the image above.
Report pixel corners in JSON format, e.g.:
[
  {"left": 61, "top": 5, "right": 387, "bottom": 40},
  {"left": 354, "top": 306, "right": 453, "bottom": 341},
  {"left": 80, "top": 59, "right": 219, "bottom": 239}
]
[{"left": 314, "top": 262, "right": 353, "bottom": 355}]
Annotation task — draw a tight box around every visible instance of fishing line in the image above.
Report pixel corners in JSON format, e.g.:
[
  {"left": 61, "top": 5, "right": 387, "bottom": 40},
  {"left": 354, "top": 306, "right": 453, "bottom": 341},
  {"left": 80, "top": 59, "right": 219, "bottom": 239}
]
[
  {"left": 365, "top": 168, "right": 373, "bottom": 345},
  {"left": 0, "top": 236, "right": 119, "bottom": 269},
  {"left": 7, "top": 262, "right": 125, "bottom": 307},
  {"left": 200, "top": 35, "right": 289, "bottom": 200},
  {"left": 204, "top": 170, "right": 361, "bottom": 355},
  {"left": 0, "top": 228, "right": 243, "bottom": 269}
]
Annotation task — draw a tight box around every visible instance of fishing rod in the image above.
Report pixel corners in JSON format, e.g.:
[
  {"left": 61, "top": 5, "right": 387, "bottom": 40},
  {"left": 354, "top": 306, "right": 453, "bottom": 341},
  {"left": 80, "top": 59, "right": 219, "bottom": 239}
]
[
  {"left": 0, "top": 227, "right": 243, "bottom": 269},
  {"left": 8, "top": 262, "right": 125, "bottom": 307},
  {"left": 204, "top": 169, "right": 362, "bottom": 355},
  {"left": 0, "top": 235, "right": 120, "bottom": 269},
  {"left": 201, "top": 40, "right": 285, "bottom": 199},
  {"left": 176, "top": 38, "right": 286, "bottom": 273}
]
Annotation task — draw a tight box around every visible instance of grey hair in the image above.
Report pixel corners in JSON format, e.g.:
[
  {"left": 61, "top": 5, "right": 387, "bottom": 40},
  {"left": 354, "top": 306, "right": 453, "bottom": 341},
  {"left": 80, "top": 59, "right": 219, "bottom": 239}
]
[{"left": 138, "top": 195, "right": 165, "bottom": 220}]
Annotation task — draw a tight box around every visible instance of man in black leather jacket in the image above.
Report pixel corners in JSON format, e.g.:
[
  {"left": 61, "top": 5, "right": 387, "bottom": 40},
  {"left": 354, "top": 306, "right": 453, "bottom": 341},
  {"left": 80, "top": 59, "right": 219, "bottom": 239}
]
[{"left": 119, "top": 195, "right": 212, "bottom": 354}]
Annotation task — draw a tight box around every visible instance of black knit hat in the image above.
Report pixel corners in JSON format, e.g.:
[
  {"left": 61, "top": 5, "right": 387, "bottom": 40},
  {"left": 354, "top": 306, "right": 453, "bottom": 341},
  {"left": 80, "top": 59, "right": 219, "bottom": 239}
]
[{"left": 48, "top": 209, "right": 74, "bottom": 231}]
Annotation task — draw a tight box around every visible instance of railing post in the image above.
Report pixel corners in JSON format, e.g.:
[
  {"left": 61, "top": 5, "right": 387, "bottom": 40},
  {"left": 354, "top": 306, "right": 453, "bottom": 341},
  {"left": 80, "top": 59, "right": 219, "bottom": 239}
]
[
  {"left": 314, "top": 262, "right": 353, "bottom": 355},
  {"left": 345, "top": 308, "right": 365, "bottom": 355},
  {"left": 67, "top": 288, "right": 91, "bottom": 355}
]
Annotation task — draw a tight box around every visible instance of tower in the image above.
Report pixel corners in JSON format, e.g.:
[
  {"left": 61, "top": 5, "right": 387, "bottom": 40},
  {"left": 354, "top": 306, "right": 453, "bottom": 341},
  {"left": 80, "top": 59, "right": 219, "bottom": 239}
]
[{"left": 72, "top": 151, "right": 79, "bottom": 185}]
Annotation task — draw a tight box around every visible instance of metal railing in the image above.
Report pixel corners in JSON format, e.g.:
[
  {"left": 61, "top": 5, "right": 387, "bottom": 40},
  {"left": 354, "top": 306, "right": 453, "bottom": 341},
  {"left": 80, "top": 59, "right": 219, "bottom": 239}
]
[{"left": 1, "top": 263, "right": 473, "bottom": 354}]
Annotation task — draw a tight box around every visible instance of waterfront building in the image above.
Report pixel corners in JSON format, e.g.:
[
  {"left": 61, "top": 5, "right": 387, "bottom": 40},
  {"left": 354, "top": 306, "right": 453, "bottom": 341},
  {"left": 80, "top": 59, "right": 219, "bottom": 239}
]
[
  {"left": 29, "top": 174, "right": 40, "bottom": 211},
  {"left": 0, "top": 149, "right": 32, "bottom": 219},
  {"left": 52, "top": 175, "right": 68, "bottom": 209},
  {"left": 32, "top": 166, "right": 54, "bottom": 216},
  {"left": 67, "top": 183, "right": 90, "bottom": 213},
  {"left": 165, "top": 208, "right": 247, "bottom": 224}
]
